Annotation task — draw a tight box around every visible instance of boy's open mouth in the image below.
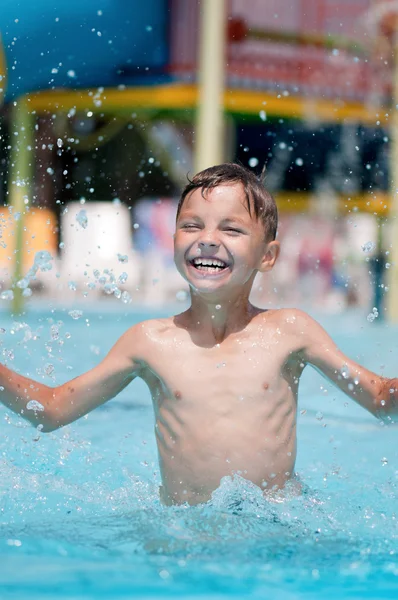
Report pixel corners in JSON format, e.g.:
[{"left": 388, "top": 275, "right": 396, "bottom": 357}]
[{"left": 189, "top": 257, "right": 229, "bottom": 274}]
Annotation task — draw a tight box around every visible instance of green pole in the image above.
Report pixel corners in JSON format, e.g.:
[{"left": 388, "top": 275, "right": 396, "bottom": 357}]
[{"left": 8, "top": 98, "right": 34, "bottom": 315}]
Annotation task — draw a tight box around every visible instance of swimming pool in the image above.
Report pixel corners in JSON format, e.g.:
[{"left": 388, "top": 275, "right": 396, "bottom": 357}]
[{"left": 1, "top": 305, "right": 398, "bottom": 599}]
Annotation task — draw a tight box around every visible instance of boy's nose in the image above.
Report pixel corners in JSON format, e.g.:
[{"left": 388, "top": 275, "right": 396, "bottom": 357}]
[{"left": 198, "top": 240, "right": 219, "bottom": 252}]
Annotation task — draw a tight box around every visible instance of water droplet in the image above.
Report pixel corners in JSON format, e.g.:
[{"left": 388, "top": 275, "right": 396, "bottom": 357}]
[
  {"left": 215, "top": 304, "right": 221, "bottom": 310},
  {"left": 381, "top": 457, "right": 388, "bottom": 466},
  {"left": 367, "top": 307, "right": 378, "bottom": 322},
  {"left": 68, "top": 310, "right": 83, "bottom": 320},
  {"left": 103, "top": 283, "right": 115, "bottom": 295},
  {"left": 34, "top": 250, "right": 53, "bottom": 272},
  {"left": 16, "top": 278, "right": 29, "bottom": 289},
  {"left": 26, "top": 400, "right": 44, "bottom": 412},
  {"left": 76, "top": 209, "right": 88, "bottom": 229},
  {"left": 0, "top": 290, "right": 14, "bottom": 300},
  {"left": 117, "top": 253, "right": 128, "bottom": 264},
  {"left": 44, "top": 363, "right": 54, "bottom": 376},
  {"left": 259, "top": 110, "right": 267, "bottom": 121},
  {"left": 121, "top": 291, "right": 132, "bottom": 304},
  {"left": 361, "top": 241, "right": 375, "bottom": 252},
  {"left": 176, "top": 290, "right": 188, "bottom": 302},
  {"left": 340, "top": 364, "right": 350, "bottom": 379},
  {"left": 295, "top": 158, "right": 303, "bottom": 166},
  {"left": 50, "top": 325, "right": 59, "bottom": 340},
  {"left": 68, "top": 281, "right": 77, "bottom": 291},
  {"left": 67, "top": 70, "right": 76, "bottom": 78},
  {"left": 248, "top": 157, "right": 259, "bottom": 167}
]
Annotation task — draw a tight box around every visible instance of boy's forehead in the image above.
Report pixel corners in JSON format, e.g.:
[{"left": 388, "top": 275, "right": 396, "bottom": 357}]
[{"left": 182, "top": 183, "right": 250, "bottom": 214}]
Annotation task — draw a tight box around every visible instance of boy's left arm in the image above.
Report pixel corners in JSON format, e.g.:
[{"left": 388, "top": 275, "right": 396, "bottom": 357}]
[{"left": 295, "top": 310, "right": 397, "bottom": 421}]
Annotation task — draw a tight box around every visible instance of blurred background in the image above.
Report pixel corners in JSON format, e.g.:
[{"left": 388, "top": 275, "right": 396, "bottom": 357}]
[{"left": 0, "top": 0, "right": 397, "bottom": 317}]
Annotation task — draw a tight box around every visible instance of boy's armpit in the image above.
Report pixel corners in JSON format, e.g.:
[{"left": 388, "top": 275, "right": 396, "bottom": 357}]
[{"left": 44, "top": 319, "right": 160, "bottom": 430}]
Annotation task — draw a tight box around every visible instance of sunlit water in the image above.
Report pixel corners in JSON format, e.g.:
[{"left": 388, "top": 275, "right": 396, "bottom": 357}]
[{"left": 1, "top": 305, "right": 398, "bottom": 599}]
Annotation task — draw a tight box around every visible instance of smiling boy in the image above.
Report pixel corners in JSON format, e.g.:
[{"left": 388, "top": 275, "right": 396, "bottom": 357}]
[{"left": 0, "top": 163, "right": 397, "bottom": 506}]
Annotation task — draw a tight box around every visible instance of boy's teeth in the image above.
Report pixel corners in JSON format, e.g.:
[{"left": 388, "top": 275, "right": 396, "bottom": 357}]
[{"left": 192, "top": 258, "right": 226, "bottom": 267}]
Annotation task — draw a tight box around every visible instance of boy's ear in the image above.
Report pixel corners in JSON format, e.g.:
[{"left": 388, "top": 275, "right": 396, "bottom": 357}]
[{"left": 258, "top": 240, "right": 280, "bottom": 273}]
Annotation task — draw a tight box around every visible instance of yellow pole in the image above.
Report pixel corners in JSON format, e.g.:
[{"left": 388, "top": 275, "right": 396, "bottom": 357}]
[
  {"left": 8, "top": 98, "right": 34, "bottom": 314},
  {"left": 194, "top": 0, "right": 226, "bottom": 173},
  {"left": 387, "top": 27, "right": 398, "bottom": 321}
]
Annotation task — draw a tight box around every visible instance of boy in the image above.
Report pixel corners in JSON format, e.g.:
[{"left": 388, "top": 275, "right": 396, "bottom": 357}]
[{"left": 0, "top": 163, "right": 396, "bottom": 506}]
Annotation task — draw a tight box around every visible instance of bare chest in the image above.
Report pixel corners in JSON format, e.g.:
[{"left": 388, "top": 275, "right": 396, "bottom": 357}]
[{"left": 142, "top": 336, "right": 297, "bottom": 417}]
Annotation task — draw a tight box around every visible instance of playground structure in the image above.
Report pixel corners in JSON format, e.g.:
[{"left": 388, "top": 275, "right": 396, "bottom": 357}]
[{"left": 0, "top": 0, "right": 398, "bottom": 313}]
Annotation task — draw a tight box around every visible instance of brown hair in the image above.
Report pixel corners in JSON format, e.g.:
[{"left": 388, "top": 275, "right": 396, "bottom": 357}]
[{"left": 176, "top": 163, "right": 278, "bottom": 240}]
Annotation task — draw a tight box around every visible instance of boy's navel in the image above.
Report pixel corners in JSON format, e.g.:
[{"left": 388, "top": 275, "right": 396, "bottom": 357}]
[{"left": 174, "top": 390, "right": 182, "bottom": 400}]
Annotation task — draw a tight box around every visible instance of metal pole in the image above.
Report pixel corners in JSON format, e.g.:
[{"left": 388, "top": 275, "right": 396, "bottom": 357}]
[
  {"left": 8, "top": 98, "right": 33, "bottom": 315},
  {"left": 194, "top": 0, "right": 226, "bottom": 173},
  {"left": 387, "top": 27, "right": 398, "bottom": 320}
]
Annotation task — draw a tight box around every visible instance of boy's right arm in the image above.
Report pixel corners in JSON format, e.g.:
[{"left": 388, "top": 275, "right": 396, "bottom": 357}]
[{"left": 0, "top": 323, "right": 147, "bottom": 432}]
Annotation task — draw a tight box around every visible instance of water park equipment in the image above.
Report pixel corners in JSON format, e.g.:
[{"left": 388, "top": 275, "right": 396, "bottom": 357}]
[{"left": 0, "top": 0, "right": 397, "bottom": 315}]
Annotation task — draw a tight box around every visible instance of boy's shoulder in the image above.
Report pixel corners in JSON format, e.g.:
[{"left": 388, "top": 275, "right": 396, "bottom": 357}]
[
  {"left": 120, "top": 317, "right": 177, "bottom": 363},
  {"left": 257, "top": 307, "right": 321, "bottom": 343},
  {"left": 258, "top": 307, "right": 313, "bottom": 327},
  {"left": 127, "top": 316, "right": 177, "bottom": 343}
]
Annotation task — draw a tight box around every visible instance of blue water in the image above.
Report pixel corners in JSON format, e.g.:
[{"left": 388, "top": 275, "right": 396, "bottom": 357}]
[{"left": 1, "top": 306, "right": 398, "bottom": 599}]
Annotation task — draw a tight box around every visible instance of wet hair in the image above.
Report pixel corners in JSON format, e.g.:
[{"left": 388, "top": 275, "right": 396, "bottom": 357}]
[{"left": 176, "top": 162, "right": 278, "bottom": 241}]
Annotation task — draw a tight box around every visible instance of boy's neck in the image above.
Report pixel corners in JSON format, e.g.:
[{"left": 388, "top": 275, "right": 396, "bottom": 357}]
[{"left": 186, "top": 291, "right": 259, "bottom": 345}]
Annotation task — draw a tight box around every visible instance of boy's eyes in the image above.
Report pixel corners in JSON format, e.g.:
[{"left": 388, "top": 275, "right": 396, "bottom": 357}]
[
  {"left": 181, "top": 223, "right": 200, "bottom": 230},
  {"left": 224, "top": 227, "right": 243, "bottom": 234},
  {"left": 180, "top": 224, "right": 244, "bottom": 234}
]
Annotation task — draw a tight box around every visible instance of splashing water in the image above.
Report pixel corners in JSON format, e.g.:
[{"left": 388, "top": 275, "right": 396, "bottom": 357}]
[{"left": 1, "top": 310, "right": 398, "bottom": 599}]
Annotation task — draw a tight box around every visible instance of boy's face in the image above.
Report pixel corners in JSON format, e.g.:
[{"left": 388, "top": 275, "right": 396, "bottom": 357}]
[{"left": 174, "top": 183, "right": 279, "bottom": 297}]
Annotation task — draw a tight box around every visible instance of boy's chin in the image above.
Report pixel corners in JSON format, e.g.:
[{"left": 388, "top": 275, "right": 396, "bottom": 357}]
[{"left": 188, "top": 278, "right": 234, "bottom": 297}]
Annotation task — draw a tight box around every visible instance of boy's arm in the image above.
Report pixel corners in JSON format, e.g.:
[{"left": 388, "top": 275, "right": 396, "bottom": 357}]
[
  {"left": 0, "top": 324, "right": 146, "bottom": 432},
  {"left": 294, "top": 310, "right": 397, "bottom": 421}
]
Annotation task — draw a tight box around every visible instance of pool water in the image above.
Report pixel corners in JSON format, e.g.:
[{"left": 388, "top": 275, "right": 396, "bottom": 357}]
[{"left": 1, "top": 306, "right": 398, "bottom": 599}]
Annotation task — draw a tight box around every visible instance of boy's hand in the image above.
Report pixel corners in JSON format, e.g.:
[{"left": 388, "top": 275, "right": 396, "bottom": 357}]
[
  {"left": 0, "top": 324, "right": 145, "bottom": 431},
  {"left": 295, "top": 310, "right": 397, "bottom": 421}
]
